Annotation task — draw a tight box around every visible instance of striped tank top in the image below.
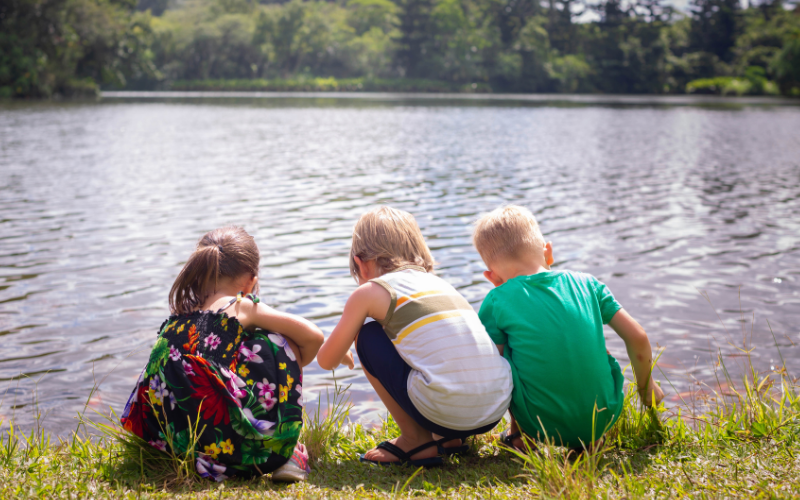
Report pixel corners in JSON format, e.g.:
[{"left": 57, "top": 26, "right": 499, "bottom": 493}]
[{"left": 371, "top": 266, "right": 513, "bottom": 430}]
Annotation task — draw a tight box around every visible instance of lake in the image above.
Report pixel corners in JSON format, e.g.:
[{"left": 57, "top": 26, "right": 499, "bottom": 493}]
[{"left": 1, "top": 95, "right": 799, "bottom": 436}]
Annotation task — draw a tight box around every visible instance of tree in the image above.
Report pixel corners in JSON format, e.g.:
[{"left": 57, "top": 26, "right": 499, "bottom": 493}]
[
  {"left": 0, "top": 0, "right": 159, "bottom": 97},
  {"left": 689, "top": 0, "right": 741, "bottom": 62},
  {"left": 395, "top": 0, "right": 434, "bottom": 77},
  {"left": 772, "top": 30, "right": 800, "bottom": 94},
  {"left": 546, "top": 0, "right": 584, "bottom": 54}
]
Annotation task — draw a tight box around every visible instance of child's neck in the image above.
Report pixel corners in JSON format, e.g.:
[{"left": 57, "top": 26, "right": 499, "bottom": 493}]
[
  {"left": 496, "top": 257, "right": 550, "bottom": 282},
  {"left": 200, "top": 276, "right": 256, "bottom": 310}
]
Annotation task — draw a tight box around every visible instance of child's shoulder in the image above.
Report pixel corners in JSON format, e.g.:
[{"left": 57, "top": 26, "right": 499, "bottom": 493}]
[
  {"left": 491, "top": 270, "right": 603, "bottom": 297},
  {"left": 559, "top": 269, "right": 601, "bottom": 284},
  {"left": 553, "top": 270, "right": 608, "bottom": 295}
]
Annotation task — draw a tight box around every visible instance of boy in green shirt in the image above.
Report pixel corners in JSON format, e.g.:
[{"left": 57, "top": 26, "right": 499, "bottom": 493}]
[{"left": 473, "top": 205, "right": 664, "bottom": 451}]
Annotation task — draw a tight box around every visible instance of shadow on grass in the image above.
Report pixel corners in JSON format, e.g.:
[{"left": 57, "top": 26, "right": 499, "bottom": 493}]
[
  {"left": 308, "top": 449, "right": 530, "bottom": 492},
  {"left": 96, "top": 436, "right": 531, "bottom": 495}
]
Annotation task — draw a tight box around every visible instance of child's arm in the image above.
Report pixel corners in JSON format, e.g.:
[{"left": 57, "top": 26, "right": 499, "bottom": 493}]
[
  {"left": 240, "top": 302, "right": 325, "bottom": 368},
  {"left": 608, "top": 309, "right": 664, "bottom": 406},
  {"left": 317, "top": 283, "right": 390, "bottom": 371}
]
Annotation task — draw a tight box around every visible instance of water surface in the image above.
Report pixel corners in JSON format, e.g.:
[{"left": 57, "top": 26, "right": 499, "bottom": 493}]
[{"left": 1, "top": 98, "right": 799, "bottom": 435}]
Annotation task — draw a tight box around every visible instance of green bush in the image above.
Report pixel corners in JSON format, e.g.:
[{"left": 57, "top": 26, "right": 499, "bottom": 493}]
[
  {"left": 686, "top": 76, "right": 737, "bottom": 94},
  {"left": 686, "top": 72, "right": 779, "bottom": 96},
  {"left": 169, "top": 77, "right": 491, "bottom": 93}
]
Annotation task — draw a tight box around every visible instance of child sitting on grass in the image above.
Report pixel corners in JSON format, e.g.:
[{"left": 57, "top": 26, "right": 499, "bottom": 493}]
[
  {"left": 473, "top": 205, "right": 664, "bottom": 452},
  {"left": 317, "top": 206, "right": 513, "bottom": 467}
]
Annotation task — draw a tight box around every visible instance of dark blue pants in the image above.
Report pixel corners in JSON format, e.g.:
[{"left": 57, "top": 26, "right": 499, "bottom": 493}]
[{"left": 356, "top": 321, "right": 499, "bottom": 440}]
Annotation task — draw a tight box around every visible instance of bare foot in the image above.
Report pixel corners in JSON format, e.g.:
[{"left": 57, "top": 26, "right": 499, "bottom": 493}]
[{"left": 362, "top": 434, "right": 436, "bottom": 462}]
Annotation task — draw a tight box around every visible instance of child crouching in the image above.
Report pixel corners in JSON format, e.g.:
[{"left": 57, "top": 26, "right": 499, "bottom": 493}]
[
  {"left": 473, "top": 205, "right": 664, "bottom": 452},
  {"left": 317, "top": 206, "right": 513, "bottom": 467}
]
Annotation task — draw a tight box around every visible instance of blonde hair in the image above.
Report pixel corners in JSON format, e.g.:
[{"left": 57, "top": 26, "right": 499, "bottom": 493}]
[
  {"left": 350, "top": 206, "right": 435, "bottom": 281},
  {"left": 473, "top": 205, "right": 546, "bottom": 265}
]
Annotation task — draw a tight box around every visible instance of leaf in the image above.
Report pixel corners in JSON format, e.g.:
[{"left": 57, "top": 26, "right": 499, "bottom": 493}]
[
  {"left": 240, "top": 439, "right": 274, "bottom": 465},
  {"left": 254, "top": 331, "right": 281, "bottom": 356},
  {"left": 171, "top": 428, "right": 191, "bottom": 455},
  {"left": 145, "top": 337, "right": 169, "bottom": 378},
  {"left": 230, "top": 409, "right": 264, "bottom": 440},
  {"left": 270, "top": 421, "right": 302, "bottom": 457},
  {"left": 750, "top": 422, "right": 768, "bottom": 438},
  {"left": 245, "top": 399, "right": 267, "bottom": 418}
]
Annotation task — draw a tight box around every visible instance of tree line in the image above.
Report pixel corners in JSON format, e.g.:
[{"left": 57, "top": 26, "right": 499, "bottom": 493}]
[{"left": 1, "top": 0, "right": 799, "bottom": 98}]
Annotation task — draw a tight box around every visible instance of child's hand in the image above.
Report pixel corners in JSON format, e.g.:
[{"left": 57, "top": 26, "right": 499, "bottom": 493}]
[
  {"left": 339, "top": 350, "right": 355, "bottom": 370},
  {"left": 639, "top": 380, "right": 665, "bottom": 407}
]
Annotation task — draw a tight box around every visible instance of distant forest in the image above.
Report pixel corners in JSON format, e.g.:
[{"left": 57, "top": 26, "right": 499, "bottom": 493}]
[{"left": 1, "top": 0, "right": 799, "bottom": 98}]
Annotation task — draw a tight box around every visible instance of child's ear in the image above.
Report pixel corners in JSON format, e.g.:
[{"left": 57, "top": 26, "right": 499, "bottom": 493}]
[
  {"left": 483, "top": 270, "right": 504, "bottom": 287},
  {"left": 353, "top": 255, "right": 366, "bottom": 282},
  {"left": 245, "top": 275, "right": 258, "bottom": 294},
  {"left": 544, "top": 241, "right": 554, "bottom": 267},
  {"left": 354, "top": 255, "right": 366, "bottom": 270}
]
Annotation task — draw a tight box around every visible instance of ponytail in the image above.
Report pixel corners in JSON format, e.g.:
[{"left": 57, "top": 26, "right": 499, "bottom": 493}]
[{"left": 169, "top": 227, "right": 260, "bottom": 315}]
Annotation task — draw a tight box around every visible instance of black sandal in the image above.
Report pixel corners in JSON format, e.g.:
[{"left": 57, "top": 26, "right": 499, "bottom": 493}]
[
  {"left": 439, "top": 438, "right": 469, "bottom": 456},
  {"left": 499, "top": 430, "right": 522, "bottom": 448},
  {"left": 359, "top": 440, "right": 445, "bottom": 467}
]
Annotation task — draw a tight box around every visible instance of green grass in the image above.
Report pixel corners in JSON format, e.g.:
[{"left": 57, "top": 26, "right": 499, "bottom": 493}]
[{"left": 2, "top": 337, "right": 800, "bottom": 499}]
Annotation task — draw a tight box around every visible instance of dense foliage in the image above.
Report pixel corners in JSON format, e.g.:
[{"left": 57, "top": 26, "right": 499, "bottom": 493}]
[{"left": 1, "top": 0, "right": 799, "bottom": 97}]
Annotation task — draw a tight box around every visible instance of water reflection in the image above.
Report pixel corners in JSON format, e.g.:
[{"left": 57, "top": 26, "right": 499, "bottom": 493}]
[{"left": 0, "top": 99, "right": 799, "bottom": 435}]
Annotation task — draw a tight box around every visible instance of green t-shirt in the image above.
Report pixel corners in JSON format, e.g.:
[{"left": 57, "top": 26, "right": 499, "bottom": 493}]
[{"left": 478, "top": 270, "right": 625, "bottom": 447}]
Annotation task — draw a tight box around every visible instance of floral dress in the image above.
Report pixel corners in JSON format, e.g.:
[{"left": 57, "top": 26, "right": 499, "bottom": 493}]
[{"left": 120, "top": 301, "right": 303, "bottom": 481}]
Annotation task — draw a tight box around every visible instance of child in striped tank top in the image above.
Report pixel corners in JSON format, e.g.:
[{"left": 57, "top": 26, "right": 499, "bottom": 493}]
[{"left": 317, "top": 206, "right": 513, "bottom": 467}]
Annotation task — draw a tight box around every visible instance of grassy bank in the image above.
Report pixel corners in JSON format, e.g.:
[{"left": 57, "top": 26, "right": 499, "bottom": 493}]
[
  {"left": 168, "top": 78, "right": 492, "bottom": 93},
  {"left": 2, "top": 357, "right": 799, "bottom": 500}
]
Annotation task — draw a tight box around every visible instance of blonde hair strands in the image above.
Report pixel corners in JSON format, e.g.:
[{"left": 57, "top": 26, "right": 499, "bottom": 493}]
[
  {"left": 473, "top": 205, "right": 546, "bottom": 265},
  {"left": 169, "top": 226, "right": 260, "bottom": 315},
  {"left": 350, "top": 206, "right": 435, "bottom": 281}
]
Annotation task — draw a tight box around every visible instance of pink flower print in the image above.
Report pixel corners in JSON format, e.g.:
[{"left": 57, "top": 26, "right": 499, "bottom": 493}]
[
  {"left": 149, "top": 440, "right": 168, "bottom": 452},
  {"left": 196, "top": 456, "right": 228, "bottom": 482},
  {"left": 169, "top": 345, "right": 181, "bottom": 361},
  {"left": 204, "top": 334, "right": 221, "bottom": 350},
  {"left": 220, "top": 367, "right": 247, "bottom": 401},
  {"left": 182, "top": 360, "right": 195, "bottom": 377},
  {"left": 239, "top": 344, "right": 263, "bottom": 364},
  {"left": 256, "top": 378, "right": 277, "bottom": 411},
  {"left": 268, "top": 333, "right": 296, "bottom": 361},
  {"left": 256, "top": 378, "right": 276, "bottom": 398}
]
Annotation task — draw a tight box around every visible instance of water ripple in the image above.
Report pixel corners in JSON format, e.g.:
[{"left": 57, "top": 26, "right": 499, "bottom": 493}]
[{"left": 1, "top": 100, "right": 799, "bottom": 434}]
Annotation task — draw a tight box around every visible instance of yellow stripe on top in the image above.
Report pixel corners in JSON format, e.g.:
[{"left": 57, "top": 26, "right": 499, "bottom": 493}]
[
  {"left": 392, "top": 311, "right": 463, "bottom": 345},
  {"left": 395, "top": 290, "right": 450, "bottom": 308}
]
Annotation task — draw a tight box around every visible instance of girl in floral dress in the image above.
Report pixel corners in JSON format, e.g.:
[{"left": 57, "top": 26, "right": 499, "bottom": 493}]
[{"left": 121, "top": 226, "right": 324, "bottom": 481}]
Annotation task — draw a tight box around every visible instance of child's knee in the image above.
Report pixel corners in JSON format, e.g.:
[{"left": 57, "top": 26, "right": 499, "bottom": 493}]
[{"left": 355, "top": 321, "right": 384, "bottom": 355}]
